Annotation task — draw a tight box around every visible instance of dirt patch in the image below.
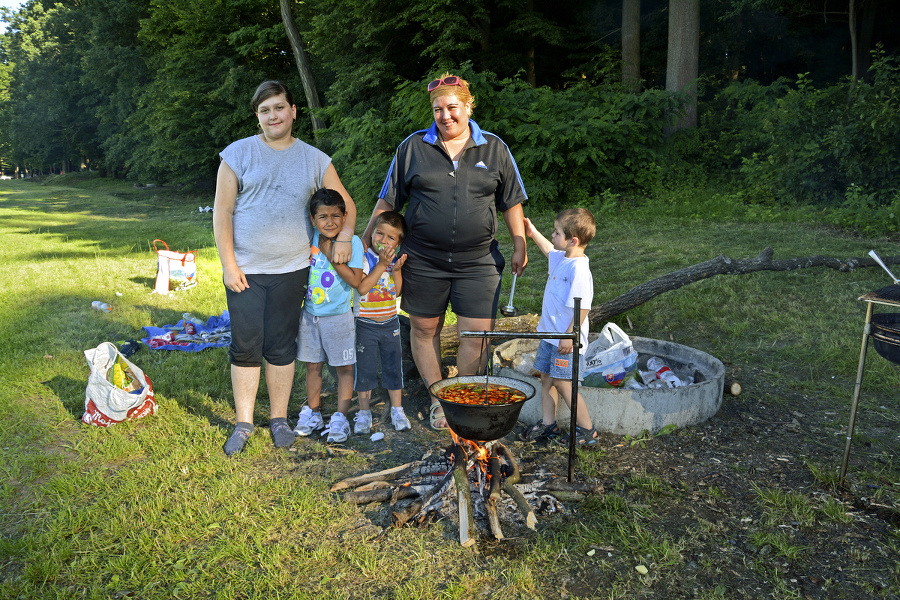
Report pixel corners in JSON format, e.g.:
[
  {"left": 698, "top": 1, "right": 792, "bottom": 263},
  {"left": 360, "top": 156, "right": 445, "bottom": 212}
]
[{"left": 293, "top": 314, "right": 899, "bottom": 598}]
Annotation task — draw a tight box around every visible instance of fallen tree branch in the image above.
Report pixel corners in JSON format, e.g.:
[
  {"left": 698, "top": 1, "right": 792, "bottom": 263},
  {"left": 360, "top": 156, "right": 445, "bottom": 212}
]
[{"left": 589, "top": 248, "right": 900, "bottom": 326}]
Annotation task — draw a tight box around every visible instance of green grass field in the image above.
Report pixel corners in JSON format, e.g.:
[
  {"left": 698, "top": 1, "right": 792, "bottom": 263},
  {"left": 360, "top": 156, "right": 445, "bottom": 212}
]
[{"left": 1, "top": 175, "right": 898, "bottom": 599}]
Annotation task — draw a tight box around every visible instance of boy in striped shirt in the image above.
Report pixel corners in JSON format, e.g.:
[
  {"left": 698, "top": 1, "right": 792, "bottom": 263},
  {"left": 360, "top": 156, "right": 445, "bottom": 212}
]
[{"left": 351, "top": 211, "right": 411, "bottom": 433}]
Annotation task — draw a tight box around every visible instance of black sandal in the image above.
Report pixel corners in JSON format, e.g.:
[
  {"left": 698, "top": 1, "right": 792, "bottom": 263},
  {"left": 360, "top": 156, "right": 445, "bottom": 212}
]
[
  {"left": 559, "top": 426, "right": 599, "bottom": 446},
  {"left": 522, "top": 420, "right": 560, "bottom": 442}
]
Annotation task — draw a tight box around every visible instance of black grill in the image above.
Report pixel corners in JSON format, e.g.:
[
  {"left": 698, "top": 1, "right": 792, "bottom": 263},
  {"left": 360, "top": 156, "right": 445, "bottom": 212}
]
[{"left": 859, "top": 284, "right": 900, "bottom": 304}]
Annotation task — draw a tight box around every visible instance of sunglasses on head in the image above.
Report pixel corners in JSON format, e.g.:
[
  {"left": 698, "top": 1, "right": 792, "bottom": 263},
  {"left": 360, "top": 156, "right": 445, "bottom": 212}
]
[{"left": 427, "top": 76, "right": 461, "bottom": 92}]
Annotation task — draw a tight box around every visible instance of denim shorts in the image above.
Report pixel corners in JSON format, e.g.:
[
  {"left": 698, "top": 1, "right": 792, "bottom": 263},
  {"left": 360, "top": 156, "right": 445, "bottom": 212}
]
[{"left": 533, "top": 339, "right": 586, "bottom": 381}]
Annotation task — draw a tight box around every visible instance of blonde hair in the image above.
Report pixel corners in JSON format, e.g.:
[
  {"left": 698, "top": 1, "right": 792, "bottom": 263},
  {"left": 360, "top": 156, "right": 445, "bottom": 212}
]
[{"left": 428, "top": 72, "right": 476, "bottom": 111}]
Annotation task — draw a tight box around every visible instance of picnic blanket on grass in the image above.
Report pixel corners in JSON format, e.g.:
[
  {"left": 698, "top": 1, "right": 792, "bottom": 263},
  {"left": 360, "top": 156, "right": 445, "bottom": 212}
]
[{"left": 141, "top": 311, "right": 231, "bottom": 352}]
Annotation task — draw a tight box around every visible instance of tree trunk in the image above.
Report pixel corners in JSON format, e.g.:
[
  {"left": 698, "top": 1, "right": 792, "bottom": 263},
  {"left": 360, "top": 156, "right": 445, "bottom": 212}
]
[
  {"left": 621, "top": 0, "right": 641, "bottom": 93},
  {"left": 279, "top": 0, "right": 325, "bottom": 137},
  {"left": 665, "top": 0, "right": 700, "bottom": 131},
  {"left": 588, "top": 248, "right": 900, "bottom": 327},
  {"left": 525, "top": 0, "right": 536, "bottom": 87},
  {"left": 849, "top": 0, "right": 859, "bottom": 84},
  {"left": 856, "top": 0, "right": 877, "bottom": 82}
]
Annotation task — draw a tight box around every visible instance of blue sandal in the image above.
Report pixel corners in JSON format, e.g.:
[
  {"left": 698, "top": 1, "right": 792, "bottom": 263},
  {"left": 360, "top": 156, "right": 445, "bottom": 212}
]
[
  {"left": 559, "top": 426, "right": 599, "bottom": 446},
  {"left": 522, "top": 420, "right": 560, "bottom": 442}
]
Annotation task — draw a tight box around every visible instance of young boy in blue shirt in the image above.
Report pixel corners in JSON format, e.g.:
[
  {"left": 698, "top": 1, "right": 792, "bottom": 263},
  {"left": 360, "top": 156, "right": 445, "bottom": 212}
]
[
  {"left": 293, "top": 188, "right": 364, "bottom": 443},
  {"left": 523, "top": 208, "right": 599, "bottom": 445}
]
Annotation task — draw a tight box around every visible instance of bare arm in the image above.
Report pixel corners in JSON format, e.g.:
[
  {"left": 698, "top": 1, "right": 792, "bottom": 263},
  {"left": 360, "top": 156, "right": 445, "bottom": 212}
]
[
  {"left": 392, "top": 254, "right": 406, "bottom": 296},
  {"left": 503, "top": 203, "right": 528, "bottom": 275},
  {"left": 361, "top": 198, "right": 394, "bottom": 250},
  {"left": 332, "top": 263, "right": 365, "bottom": 290},
  {"left": 323, "top": 164, "right": 356, "bottom": 264},
  {"left": 557, "top": 308, "right": 590, "bottom": 354},
  {"left": 212, "top": 161, "right": 248, "bottom": 292},
  {"left": 523, "top": 217, "right": 553, "bottom": 258},
  {"left": 354, "top": 245, "right": 397, "bottom": 294}
]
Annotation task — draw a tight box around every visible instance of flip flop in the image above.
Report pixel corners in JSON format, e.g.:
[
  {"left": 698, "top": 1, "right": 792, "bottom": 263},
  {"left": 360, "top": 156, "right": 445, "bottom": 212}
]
[{"left": 429, "top": 402, "right": 449, "bottom": 431}]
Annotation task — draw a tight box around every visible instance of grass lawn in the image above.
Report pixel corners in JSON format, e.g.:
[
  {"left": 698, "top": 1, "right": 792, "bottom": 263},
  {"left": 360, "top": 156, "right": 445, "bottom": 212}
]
[{"left": 1, "top": 174, "right": 898, "bottom": 599}]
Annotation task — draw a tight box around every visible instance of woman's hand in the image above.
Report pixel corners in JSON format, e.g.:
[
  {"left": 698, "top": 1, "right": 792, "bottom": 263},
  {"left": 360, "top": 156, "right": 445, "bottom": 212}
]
[{"left": 223, "top": 264, "right": 249, "bottom": 292}]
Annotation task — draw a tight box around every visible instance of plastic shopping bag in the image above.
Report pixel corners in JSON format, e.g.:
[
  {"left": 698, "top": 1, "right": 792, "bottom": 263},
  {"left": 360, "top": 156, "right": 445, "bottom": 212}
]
[
  {"left": 153, "top": 239, "right": 197, "bottom": 294},
  {"left": 582, "top": 322, "right": 639, "bottom": 388},
  {"left": 82, "top": 342, "right": 157, "bottom": 427}
]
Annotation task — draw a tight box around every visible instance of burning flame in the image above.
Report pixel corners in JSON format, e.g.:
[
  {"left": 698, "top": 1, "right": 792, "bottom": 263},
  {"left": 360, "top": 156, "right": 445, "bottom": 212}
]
[{"left": 450, "top": 430, "right": 493, "bottom": 482}]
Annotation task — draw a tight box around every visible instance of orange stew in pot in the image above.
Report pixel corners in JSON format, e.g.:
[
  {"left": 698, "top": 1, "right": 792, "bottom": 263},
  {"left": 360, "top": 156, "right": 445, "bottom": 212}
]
[{"left": 438, "top": 383, "right": 526, "bottom": 405}]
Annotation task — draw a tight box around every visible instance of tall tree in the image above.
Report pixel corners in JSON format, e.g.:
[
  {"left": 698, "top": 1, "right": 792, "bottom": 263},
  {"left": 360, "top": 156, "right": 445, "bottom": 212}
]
[
  {"left": 665, "top": 0, "right": 700, "bottom": 130},
  {"left": 279, "top": 0, "right": 324, "bottom": 135},
  {"left": 622, "top": 0, "right": 641, "bottom": 91}
]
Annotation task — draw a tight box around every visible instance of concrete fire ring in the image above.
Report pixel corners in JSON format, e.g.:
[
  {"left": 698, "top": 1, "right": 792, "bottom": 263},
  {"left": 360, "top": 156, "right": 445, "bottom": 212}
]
[{"left": 492, "top": 336, "right": 725, "bottom": 436}]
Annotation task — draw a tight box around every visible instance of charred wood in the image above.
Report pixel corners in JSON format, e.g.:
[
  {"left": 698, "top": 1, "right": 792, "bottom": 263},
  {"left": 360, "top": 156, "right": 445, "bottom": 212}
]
[
  {"left": 486, "top": 455, "right": 504, "bottom": 540},
  {"left": 344, "top": 486, "right": 419, "bottom": 505},
  {"left": 330, "top": 462, "right": 415, "bottom": 492},
  {"left": 498, "top": 444, "right": 536, "bottom": 530},
  {"left": 452, "top": 445, "right": 477, "bottom": 548}
]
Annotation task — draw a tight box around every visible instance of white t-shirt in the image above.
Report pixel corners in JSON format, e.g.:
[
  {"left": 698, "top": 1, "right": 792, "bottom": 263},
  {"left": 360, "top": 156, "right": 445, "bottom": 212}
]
[{"left": 536, "top": 250, "right": 593, "bottom": 347}]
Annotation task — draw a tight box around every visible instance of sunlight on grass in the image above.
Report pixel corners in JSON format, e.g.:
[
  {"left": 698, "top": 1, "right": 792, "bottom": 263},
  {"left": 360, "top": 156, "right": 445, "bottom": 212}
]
[{"left": 1, "top": 177, "right": 899, "bottom": 598}]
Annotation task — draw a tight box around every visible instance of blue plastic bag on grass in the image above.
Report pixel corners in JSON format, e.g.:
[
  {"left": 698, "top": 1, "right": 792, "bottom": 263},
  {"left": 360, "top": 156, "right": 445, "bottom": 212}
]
[{"left": 141, "top": 310, "right": 231, "bottom": 352}]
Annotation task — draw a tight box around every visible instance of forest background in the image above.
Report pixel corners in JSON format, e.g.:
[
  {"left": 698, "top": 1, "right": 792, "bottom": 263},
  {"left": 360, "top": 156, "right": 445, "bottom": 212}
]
[{"left": 0, "top": 0, "right": 899, "bottom": 237}]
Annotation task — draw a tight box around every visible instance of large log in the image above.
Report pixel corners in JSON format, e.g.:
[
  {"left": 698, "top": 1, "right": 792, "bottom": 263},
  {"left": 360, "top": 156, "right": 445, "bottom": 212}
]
[{"left": 589, "top": 249, "right": 900, "bottom": 326}]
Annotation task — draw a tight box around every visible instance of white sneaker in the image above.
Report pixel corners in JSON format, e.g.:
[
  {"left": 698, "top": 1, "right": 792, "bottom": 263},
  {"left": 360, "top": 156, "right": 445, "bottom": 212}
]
[
  {"left": 326, "top": 412, "right": 350, "bottom": 443},
  {"left": 293, "top": 406, "right": 324, "bottom": 437},
  {"left": 353, "top": 410, "right": 372, "bottom": 434},
  {"left": 391, "top": 407, "right": 411, "bottom": 431}
]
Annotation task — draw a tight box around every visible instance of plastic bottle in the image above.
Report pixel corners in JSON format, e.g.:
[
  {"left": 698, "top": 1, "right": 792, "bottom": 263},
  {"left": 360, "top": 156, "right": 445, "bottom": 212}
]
[
  {"left": 647, "top": 357, "right": 683, "bottom": 387},
  {"left": 91, "top": 301, "right": 112, "bottom": 312},
  {"left": 182, "top": 313, "right": 204, "bottom": 325}
]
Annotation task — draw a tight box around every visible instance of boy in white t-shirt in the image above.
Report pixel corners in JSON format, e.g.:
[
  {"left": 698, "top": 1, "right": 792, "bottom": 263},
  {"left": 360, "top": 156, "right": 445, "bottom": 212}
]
[{"left": 523, "top": 208, "right": 598, "bottom": 446}]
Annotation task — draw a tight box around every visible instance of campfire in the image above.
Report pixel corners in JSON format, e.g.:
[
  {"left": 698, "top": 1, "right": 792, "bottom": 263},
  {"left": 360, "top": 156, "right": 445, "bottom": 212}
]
[{"left": 332, "top": 432, "right": 602, "bottom": 548}]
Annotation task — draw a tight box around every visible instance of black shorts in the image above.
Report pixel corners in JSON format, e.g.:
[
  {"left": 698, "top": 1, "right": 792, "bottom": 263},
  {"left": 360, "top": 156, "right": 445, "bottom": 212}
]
[
  {"left": 225, "top": 269, "right": 308, "bottom": 367},
  {"left": 399, "top": 243, "right": 504, "bottom": 319}
]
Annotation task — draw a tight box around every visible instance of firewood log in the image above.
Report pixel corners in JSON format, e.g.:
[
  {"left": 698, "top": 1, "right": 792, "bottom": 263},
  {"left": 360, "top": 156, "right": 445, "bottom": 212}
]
[{"left": 330, "top": 461, "right": 415, "bottom": 491}]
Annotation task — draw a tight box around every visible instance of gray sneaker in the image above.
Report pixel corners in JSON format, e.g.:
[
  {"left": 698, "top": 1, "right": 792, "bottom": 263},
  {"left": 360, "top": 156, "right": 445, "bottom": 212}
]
[
  {"left": 353, "top": 410, "right": 372, "bottom": 434},
  {"left": 327, "top": 412, "right": 351, "bottom": 443},
  {"left": 391, "top": 407, "right": 411, "bottom": 431},
  {"left": 293, "top": 406, "right": 324, "bottom": 437}
]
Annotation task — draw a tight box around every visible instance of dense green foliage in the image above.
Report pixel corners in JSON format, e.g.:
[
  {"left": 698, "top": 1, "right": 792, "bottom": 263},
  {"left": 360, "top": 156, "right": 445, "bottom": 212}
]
[{"left": 0, "top": 0, "right": 898, "bottom": 235}]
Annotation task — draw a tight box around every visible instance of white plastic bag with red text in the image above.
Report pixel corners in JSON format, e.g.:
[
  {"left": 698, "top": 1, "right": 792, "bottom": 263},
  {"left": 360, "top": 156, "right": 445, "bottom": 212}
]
[{"left": 82, "top": 342, "right": 157, "bottom": 427}]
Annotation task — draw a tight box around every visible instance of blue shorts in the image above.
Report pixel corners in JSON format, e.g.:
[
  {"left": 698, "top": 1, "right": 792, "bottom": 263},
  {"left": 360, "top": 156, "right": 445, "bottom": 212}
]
[
  {"left": 225, "top": 269, "right": 308, "bottom": 367},
  {"left": 354, "top": 316, "right": 404, "bottom": 391},
  {"left": 534, "top": 340, "right": 586, "bottom": 381}
]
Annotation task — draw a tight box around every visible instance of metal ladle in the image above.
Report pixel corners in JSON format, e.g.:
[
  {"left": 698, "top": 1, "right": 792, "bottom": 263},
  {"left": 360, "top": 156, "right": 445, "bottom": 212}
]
[{"left": 499, "top": 273, "right": 519, "bottom": 317}]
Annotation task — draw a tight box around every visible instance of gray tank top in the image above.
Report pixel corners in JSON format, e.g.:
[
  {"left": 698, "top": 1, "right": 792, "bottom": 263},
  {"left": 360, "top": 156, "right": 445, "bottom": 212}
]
[{"left": 220, "top": 135, "right": 331, "bottom": 274}]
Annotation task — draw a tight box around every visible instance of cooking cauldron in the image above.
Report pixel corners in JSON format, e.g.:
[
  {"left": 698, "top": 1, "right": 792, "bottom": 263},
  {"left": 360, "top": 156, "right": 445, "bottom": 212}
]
[
  {"left": 429, "top": 375, "right": 536, "bottom": 441},
  {"left": 871, "top": 313, "right": 900, "bottom": 364}
]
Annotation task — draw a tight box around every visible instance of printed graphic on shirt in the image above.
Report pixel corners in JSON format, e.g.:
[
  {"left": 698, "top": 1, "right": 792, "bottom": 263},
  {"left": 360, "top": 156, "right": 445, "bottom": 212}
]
[
  {"left": 359, "top": 250, "right": 399, "bottom": 320},
  {"left": 307, "top": 245, "right": 336, "bottom": 306}
]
